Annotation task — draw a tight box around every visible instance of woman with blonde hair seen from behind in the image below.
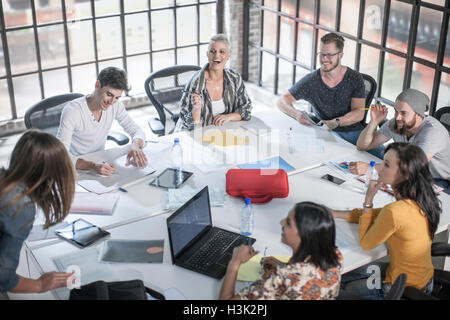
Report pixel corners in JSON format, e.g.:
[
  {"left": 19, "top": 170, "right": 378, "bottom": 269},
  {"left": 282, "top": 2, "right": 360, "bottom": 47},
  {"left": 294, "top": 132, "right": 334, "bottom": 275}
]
[
  {"left": 331, "top": 142, "right": 441, "bottom": 299},
  {"left": 0, "top": 130, "right": 76, "bottom": 295},
  {"left": 176, "top": 34, "right": 252, "bottom": 131}
]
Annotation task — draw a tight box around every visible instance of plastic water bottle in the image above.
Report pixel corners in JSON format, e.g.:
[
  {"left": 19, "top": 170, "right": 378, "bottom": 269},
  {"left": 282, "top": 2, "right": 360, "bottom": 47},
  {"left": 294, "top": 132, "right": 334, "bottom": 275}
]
[
  {"left": 288, "top": 127, "right": 295, "bottom": 153},
  {"left": 171, "top": 138, "right": 183, "bottom": 183},
  {"left": 364, "top": 161, "right": 379, "bottom": 189},
  {"left": 240, "top": 198, "right": 254, "bottom": 236}
]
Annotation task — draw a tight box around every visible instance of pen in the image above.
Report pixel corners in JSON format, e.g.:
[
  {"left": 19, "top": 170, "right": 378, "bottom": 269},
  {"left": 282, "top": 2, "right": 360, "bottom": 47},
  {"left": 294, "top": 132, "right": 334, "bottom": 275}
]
[
  {"left": 259, "top": 246, "right": 268, "bottom": 275},
  {"left": 118, "top": 187, "right": 128, "bottom": 193},
  {"left": 360, "top": 102, "right": 387, "bottom": 110}
]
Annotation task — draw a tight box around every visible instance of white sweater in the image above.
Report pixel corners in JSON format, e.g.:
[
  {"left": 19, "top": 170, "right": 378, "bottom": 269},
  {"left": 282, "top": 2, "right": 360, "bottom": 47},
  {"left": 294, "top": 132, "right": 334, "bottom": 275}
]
[{"left": 57, "top": 96, "right": 146, "bottom": 165}]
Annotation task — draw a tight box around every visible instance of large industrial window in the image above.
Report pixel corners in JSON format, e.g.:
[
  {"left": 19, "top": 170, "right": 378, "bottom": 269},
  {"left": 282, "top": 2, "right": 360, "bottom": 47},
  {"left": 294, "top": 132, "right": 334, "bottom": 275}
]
[
  {"left": 246, "top": 0, "right": 450, "bottom": 116},
  {"left": 0, "top": 0, "right": 217, "bottom": 121}
]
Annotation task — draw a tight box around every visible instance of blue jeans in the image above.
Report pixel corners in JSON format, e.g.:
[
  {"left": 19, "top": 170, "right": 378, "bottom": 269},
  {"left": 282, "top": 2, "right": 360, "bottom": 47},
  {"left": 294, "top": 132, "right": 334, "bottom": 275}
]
[
  {"left": 340, "top": 262, "right": 434, "bottom": 300},
  {"left": 333, "top": 129, "right": 385, "bottom": 160}
]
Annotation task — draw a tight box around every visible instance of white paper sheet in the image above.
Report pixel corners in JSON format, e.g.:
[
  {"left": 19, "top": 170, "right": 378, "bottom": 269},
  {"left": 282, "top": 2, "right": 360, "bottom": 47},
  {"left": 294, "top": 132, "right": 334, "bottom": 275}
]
[
  {"left": 77, "top": 153, "right": 156, "bottom": 194},
  {"left": 53, "top": 246, "right": 117, "bottom": 285}
]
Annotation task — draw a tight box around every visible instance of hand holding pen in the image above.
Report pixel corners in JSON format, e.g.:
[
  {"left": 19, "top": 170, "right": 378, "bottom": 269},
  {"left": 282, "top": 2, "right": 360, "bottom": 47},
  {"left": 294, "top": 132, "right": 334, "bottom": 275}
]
[
  {"left": 189, "top": 90, "right": 203, "bottom": 111},
  {"left": 94, "top": 161, "right": 116, "bottom": 176},
  {"left": 187, "top": 90, "right": 203, "bottom": 124},
  {"left": 361, "top": 101, "right": 388, "bottom": 125}
]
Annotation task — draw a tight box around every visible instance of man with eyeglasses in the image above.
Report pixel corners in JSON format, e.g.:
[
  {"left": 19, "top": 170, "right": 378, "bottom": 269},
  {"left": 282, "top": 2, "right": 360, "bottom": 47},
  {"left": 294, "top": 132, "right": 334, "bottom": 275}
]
[{"left": 277, "top": 32, "right": 384, "bottom": 159}]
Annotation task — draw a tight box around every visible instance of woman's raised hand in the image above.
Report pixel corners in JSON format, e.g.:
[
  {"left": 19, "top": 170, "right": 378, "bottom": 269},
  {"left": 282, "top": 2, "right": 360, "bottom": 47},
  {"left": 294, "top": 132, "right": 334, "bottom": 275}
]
[{"left": 190, "top": 91, "right": 203, "bottom": 110}]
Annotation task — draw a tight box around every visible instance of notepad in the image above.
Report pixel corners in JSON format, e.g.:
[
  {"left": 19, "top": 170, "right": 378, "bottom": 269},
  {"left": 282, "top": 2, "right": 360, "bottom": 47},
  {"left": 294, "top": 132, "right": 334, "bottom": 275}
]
[
  {"left": 238, "top": 156, "right": 295, "bottom": 172},
  {"left": 69, "top": 192, "right": 119, "bottom": 215},
  {"left": 237, "top": 255, "right": 290, "bottom": 282}
]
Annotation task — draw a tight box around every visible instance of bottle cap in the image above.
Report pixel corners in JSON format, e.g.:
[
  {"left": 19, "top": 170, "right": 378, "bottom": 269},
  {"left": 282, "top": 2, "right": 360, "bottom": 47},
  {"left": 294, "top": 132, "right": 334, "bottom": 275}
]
[
  {"left": 370, "top": 161, "right": 376, "bottom": 167},
  {"left": 244, "top": 198, "right": 251, "bottom": 205},
  {"left": 174, "top": 138, "right": 179, "bottom": 144}
]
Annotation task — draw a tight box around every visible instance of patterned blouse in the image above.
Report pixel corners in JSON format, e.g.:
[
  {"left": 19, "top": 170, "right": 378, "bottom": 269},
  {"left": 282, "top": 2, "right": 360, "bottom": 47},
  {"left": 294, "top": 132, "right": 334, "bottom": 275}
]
[
  {"left": 175, "top": 63, "right": 252, "bottom": 131},
  {"left": 237, "top": 250, "right": 343, "bottom": 300}
]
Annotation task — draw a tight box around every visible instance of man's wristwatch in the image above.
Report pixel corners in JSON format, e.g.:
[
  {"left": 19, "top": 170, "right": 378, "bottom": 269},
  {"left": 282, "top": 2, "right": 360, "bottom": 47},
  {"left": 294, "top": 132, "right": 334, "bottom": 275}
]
[{"left": 335, "top": 118, "right": 341, "bottom": 128}]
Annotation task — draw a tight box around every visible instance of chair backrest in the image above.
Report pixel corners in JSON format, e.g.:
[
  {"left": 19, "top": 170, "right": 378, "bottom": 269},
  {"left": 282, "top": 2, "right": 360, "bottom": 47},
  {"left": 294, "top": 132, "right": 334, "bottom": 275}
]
[
  {"left": 384, "top": 273, "right": 407, "bottom": 300},
  {"left": 361, "top": 73, "right": 377, "bottom": 127},
  {"left": 434, "top": 106, "right": 450, "bottom": 133},
  {"left": 24, "top": 93, "right": 84, "bottom": 136},
  {"left": 144, "top": 65, "right": 201, "bottom": 130}
]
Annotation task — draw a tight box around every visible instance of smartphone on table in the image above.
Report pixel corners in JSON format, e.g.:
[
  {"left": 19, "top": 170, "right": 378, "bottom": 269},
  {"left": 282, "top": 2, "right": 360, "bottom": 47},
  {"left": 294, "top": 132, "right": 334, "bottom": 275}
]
[{"left": 321, "top": 174, "right": 345, "bottom": 185}]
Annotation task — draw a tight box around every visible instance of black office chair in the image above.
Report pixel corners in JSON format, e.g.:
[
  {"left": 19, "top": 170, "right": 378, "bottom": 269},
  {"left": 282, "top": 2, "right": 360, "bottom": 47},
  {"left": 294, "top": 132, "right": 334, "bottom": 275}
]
[
  {"left": 384, "top": 273, "right": 408, "bottom": 300},
  {"left": 361, "top": 73, "right": 377, "bottom": 127},
  {"left": 337, "top": 273, "right": 407, "bottom": 300},
  {"left": 434, "top": 106, "right": 450, "bottom": 133},
  {"left": 403, "top": 242, "right": 450, "bottom": 300},
  {"left": 24, "top": 93, "right": 129, "bottom": 145},
  {"left": 144, "top": 65, "right": 201, "bottom": 136}
]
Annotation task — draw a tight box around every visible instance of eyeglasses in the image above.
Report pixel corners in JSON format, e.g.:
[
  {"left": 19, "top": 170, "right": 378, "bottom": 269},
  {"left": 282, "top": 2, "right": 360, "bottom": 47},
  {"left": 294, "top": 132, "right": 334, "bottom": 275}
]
[{"left": 317, "top": 52, "right": 342, "bottom": 59}]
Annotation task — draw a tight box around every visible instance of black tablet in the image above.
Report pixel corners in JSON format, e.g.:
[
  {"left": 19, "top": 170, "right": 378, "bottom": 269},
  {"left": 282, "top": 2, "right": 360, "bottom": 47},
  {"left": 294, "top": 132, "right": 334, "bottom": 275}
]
[
  {"left": 149, "top": 168, "right": 193, "bottom": 189},
  {"left": 55, "top": 218, "right": 110, "bottom": 248}
]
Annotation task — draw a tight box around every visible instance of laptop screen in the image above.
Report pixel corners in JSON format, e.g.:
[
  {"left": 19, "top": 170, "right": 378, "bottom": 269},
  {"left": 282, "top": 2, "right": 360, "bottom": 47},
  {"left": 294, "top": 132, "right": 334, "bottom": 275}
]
[{"left": 167, "top": 187, "right": 212, "bottom": 258}]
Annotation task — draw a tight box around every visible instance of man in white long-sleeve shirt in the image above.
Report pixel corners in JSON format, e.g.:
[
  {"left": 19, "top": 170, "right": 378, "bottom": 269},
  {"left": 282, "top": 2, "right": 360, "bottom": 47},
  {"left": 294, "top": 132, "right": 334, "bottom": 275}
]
[{"left": 57, "top": 67, "right": 148, "bottom": 176}]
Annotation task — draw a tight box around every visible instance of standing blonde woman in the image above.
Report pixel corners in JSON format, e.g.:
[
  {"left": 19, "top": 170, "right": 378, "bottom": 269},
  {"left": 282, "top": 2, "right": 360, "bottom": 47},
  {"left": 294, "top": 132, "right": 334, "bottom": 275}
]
[
  {"left": 0, "top": 130, "right": 76, "bottom": 294},
  {"left": 176, "top": 34, "right": 252, "bottom": 131}
]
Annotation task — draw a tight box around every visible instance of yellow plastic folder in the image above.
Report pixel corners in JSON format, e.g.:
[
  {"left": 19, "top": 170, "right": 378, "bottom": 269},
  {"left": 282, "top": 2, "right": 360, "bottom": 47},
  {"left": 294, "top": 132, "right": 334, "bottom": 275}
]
[
  {"left": 237, "top": 255, "right": 291, "bottom": 282},
  {"left": 201, "top": 129, "right": 249, "bottom": 147}
]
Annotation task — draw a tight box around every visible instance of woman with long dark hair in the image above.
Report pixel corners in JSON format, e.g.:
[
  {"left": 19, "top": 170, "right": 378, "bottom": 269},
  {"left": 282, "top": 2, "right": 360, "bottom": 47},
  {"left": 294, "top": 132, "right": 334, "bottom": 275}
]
[
  {"left": 332, "top": 142, "right": 441, "bottom": 299},
  {"left": 219, "top": 202, "right": 342, "bottom": 300},
  {"left": 0, "top": 130, "right": 76, "bottom": 294}
]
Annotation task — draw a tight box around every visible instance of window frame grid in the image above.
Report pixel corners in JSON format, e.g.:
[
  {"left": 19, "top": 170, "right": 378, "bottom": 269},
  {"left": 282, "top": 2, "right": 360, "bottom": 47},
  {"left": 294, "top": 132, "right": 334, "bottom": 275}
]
[
  {"left": 0, "top": 0, "right": 217, "bottom": 121},
  {"left": 246, "top": 0, "right": 450, "bottom": 115}
]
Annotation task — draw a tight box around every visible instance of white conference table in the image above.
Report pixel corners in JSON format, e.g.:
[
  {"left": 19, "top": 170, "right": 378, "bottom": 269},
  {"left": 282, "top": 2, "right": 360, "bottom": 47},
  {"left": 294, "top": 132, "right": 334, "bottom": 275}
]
[{"left": 24, "top": 104, "right": 450, "bottom": 300}]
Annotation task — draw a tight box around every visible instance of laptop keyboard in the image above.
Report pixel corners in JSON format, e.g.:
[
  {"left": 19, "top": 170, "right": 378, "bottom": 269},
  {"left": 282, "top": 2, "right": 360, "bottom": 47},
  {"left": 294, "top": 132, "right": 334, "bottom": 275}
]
[{"left": 185, "top": 230, "right": 237, "bottom": 271}]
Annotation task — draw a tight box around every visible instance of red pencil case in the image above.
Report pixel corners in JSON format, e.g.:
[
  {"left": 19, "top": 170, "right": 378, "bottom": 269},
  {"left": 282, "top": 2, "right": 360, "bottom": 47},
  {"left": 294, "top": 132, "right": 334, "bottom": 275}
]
[{"left": 225, "top": 169, "right": 289, "bottom": 203}]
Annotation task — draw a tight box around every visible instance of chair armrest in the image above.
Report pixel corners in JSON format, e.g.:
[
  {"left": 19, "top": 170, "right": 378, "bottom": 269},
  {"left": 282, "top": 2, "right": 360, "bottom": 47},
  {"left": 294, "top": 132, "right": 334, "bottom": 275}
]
[
  {"left": 403, "top": 286, "right": 438, "bottom": 300},
  {"left": 434, "top": 269, "right": 450, "bottom": 287},
  {"left": 107, "top": 131, "right": 130, "bottom": 146},
  {"left": 431, "top": 242, "right": 450, "bottom": 257},
  {"left": 148, "top": 118, "right": 165, "bottom": 137}
]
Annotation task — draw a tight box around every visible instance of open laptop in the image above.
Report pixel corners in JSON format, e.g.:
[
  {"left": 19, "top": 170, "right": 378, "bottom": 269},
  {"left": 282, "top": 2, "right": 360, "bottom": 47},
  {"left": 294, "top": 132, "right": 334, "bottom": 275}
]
[{"left": 167, "top": 186, "right": 256, "bottom": 279}]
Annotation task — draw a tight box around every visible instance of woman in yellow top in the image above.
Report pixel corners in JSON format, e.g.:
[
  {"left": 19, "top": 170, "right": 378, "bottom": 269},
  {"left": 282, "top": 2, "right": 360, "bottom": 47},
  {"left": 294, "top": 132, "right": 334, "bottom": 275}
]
[{"left": 331, "top": 142, "right": 441, "bottom": 299}]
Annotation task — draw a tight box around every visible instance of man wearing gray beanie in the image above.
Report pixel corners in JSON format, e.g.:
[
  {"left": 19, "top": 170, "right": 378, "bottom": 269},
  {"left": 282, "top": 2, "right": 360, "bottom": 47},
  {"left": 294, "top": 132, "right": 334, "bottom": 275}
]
[{"left": 350, "top": 88, "right": 450, "bottom": 193}]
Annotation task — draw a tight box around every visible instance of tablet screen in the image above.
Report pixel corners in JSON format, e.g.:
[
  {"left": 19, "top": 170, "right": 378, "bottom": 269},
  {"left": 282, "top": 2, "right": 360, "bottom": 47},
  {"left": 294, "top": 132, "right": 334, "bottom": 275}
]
[
  {"left": 149, "top": 168, "right": 193, "bottom": 189},
  {"left": 55, "top": 218, "right": 110, "bottom": 248}
]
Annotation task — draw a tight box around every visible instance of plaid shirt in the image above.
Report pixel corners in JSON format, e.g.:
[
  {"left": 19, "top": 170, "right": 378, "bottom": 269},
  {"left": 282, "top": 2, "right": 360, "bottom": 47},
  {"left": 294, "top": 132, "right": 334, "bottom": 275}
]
[{"left": 175, "top": 63, "right": 252, "bottom": 131}]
